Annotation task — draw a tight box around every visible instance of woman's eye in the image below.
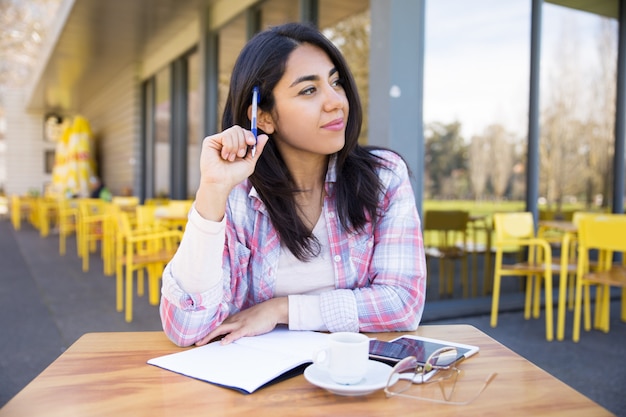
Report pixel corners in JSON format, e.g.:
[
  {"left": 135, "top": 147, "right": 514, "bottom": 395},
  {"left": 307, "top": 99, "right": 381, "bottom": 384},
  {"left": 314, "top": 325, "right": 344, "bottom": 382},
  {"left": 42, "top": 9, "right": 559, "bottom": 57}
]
[
  {"left": 300, "top": 86, "right": 316, "bottom": 96},
  {"left": 331, "top": 78, "right": 344, "bottom": 88}
]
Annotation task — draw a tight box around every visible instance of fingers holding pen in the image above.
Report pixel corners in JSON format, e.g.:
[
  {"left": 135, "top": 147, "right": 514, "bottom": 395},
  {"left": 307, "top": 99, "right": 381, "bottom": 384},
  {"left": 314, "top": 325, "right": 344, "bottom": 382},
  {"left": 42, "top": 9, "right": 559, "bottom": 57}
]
[
  {"left": 216, "top": 126, "right": 268, "bottom": 162},
  {"left": 219, "top": 126, "right": 250, "bottom": 161}
]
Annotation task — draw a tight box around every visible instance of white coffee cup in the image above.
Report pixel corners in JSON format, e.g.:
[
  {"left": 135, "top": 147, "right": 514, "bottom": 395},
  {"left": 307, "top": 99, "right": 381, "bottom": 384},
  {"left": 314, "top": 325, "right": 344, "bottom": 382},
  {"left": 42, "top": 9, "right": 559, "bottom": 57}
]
[{"left": 313, "top": 332, "right": 369, "bottom": 385}]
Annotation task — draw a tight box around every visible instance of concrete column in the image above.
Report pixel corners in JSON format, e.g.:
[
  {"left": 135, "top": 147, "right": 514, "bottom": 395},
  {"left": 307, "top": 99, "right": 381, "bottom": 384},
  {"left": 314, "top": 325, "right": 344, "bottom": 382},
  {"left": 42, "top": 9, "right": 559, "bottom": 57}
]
[{"left": 369, "top": 0, "right": 425, "bottom": 215}]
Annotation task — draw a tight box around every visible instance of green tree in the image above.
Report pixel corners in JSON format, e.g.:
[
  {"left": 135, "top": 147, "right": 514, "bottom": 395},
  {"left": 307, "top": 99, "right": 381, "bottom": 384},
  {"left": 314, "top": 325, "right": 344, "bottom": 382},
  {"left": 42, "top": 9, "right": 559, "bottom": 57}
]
[{"left": 425, "top": 121, "right": 468, "bottom": 199}]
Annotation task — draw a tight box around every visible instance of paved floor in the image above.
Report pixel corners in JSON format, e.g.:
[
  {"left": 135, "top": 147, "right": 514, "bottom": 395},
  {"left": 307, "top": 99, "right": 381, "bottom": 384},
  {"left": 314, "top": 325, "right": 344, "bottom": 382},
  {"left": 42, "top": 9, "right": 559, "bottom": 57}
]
[{"left": 1, "top": 218, "right": 625, "bottom": 415}]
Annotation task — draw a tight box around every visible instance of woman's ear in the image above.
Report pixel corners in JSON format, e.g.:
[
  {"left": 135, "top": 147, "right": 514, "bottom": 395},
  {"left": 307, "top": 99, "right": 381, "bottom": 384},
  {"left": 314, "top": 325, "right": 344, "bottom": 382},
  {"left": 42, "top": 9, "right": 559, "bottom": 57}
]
[{"left": 248, "top": 105, "right": 275, "bottom": 134}]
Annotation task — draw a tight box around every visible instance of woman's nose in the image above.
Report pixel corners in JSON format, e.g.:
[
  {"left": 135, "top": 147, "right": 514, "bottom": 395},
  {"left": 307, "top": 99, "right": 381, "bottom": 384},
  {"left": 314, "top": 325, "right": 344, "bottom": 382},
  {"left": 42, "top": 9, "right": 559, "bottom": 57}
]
[{"left": 322, "top": 85, "right": 345, "bottom": 111}]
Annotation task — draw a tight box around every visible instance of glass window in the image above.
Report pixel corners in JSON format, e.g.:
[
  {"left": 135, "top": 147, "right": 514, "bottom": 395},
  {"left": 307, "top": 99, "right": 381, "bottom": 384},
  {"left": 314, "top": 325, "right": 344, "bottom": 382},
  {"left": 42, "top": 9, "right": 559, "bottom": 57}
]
[
  {"left": 539, "top": 4, "right": 616, "bottom": 215},
  {"left": 154, "top": 66, "right": 171, "bottom": 198},
  {"left": 187, "top": 51, "right": 201, "bottom": 198},
  {"left": 423, "top": 0, "right": 530, "bottom": 206},
  {"left": 320, "top": 0, "right": 370, "bottom": 145}
]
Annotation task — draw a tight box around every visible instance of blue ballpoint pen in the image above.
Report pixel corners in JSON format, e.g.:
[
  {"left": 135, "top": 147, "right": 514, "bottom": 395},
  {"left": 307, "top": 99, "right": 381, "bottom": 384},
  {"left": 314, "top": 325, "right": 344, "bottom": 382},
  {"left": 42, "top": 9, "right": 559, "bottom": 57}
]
[{"left": 251, "top": 86, "right": 259, "bottom": 157}]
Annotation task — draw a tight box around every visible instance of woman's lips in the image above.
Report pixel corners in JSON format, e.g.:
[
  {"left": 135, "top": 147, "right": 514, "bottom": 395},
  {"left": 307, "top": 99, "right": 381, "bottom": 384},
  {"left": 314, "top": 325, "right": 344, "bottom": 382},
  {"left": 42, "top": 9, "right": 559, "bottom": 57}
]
[{"left": 322, "top": 118, "right": 345, "bottom": 131}]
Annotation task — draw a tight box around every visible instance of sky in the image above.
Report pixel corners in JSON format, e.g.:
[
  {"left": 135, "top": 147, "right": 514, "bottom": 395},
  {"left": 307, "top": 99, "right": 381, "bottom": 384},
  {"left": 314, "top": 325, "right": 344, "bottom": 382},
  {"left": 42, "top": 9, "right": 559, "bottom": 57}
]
[{"left": 423, "top": 0, "right": 608, "bottom": 139}]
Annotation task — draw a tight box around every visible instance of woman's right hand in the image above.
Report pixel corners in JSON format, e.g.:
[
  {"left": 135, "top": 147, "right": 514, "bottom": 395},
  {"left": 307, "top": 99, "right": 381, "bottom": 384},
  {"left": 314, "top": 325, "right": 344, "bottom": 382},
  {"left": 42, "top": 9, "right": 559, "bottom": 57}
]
[{"left": 195, "top": 126, "right": 269, "bottom": 221}]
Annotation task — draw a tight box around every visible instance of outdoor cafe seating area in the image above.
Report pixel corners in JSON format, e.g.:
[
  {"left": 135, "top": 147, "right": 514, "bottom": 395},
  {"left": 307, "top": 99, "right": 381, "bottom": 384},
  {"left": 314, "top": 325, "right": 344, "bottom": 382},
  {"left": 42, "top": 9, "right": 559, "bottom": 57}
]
[
  {"left": 419, "top": 208, "right": 626, "bottom": 344},
  {"left": 7, "top": 193, "right": 625, "bottom": 344},
  {"left": 10, "top": 193, "right": 191, "bottom": 322}
]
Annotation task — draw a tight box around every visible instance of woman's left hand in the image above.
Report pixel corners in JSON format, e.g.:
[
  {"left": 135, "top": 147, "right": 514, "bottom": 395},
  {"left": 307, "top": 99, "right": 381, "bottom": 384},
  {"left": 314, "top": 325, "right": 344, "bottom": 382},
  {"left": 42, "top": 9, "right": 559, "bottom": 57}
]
[{"left": 195, "top": 297, "right": 289, "bottom": 346}]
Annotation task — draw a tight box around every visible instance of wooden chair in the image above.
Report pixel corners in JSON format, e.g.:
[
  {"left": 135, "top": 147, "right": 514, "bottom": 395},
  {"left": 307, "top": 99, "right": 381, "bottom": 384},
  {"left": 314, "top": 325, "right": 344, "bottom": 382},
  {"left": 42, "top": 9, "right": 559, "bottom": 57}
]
[
  {"left": 573, "top": 214, "right": 626, "bottom": 342},
  {"left": 490, "top": 212, "right": 558, "bottom": 341},
  {"left": 423, "top": 210, "right": 470, "bottom": 298},
  {"left": 115, "top": 210, "right": 183, "bottom": 322}
]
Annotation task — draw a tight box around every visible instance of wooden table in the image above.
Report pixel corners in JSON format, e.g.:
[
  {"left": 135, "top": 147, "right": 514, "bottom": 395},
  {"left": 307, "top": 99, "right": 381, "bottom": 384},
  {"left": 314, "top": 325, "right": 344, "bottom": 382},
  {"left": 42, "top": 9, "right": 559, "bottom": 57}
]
[
  {"left": 0, "top": 325, "right": 612, "bottom": 417},
  {"left": 539, "top": 220, "right": 578, "bottom": 341}
]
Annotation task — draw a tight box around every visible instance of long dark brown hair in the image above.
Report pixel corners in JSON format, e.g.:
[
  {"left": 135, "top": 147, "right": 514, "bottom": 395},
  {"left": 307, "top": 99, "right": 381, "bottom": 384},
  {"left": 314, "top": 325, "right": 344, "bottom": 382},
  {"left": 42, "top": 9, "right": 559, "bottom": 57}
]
[{"left": 223, "top": 22, "right": 387, "bottom": 261}]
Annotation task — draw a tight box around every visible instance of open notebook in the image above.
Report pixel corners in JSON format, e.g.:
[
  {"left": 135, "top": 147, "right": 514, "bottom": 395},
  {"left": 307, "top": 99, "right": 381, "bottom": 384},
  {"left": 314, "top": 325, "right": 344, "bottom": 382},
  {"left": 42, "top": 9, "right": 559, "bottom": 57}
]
[{"left": 148, "top": 327, "right": 329, "bottom": 394}]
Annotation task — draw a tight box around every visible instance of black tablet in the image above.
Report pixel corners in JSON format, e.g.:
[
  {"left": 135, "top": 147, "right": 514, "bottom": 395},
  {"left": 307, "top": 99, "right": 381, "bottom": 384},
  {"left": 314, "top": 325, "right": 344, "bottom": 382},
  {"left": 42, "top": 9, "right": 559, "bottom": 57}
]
[{"left": 369, "top": 334, "right": 479, "bottom": 366}]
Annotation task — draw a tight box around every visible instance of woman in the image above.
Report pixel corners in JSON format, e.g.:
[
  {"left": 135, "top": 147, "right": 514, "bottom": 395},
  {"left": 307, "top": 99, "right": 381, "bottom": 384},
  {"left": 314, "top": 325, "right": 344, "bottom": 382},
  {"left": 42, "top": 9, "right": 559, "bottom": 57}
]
[{"left": 160, "top": 22, "right": 426, "bottom": 347}]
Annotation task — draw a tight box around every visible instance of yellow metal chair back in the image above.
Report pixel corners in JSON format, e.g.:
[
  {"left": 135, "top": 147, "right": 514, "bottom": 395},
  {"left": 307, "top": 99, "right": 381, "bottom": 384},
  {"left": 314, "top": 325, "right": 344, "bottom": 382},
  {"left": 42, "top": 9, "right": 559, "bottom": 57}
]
[
  {"left": 491, "top": 212, "right": 556, "bottom": 341},
  {"left": 136, "top": 205, "right": 158, "bottom": 229},
  {"left": 77, "top": 198, "right": 109, "bottom": 272},
  {"left": 423, "top": 210, "right": 470, "bottom": 298},
  {"left": 115, "top": 210, "right": 183, "bottom": 322},
  {"left": 10, "top": 195, "right": 35, "bottom": 230},
  {"left": 573, "top": 214, "right": 626, "bottom": 342},
  {"left": 57, "top": 198, "right": 79, "bottom": 256},
  {"left": 35, "top": 196, "right": 59, "bottom": 238}
]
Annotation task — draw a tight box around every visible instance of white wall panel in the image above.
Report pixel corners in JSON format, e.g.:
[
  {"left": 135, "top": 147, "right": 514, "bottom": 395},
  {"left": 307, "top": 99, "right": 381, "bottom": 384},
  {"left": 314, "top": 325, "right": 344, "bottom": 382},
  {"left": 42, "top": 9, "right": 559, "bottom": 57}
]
[
  {"left": 81, "top": 64, "right": 140, "bottom": 196},
  {"left": 3, "top": 89, "right": 49, "bottom": 196}
]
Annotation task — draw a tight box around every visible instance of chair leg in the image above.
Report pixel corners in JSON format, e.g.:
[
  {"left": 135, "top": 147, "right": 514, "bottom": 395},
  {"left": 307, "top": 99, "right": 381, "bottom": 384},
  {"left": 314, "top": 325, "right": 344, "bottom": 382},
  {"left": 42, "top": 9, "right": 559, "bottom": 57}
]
[
  {"left": 137, "top": 269, "right": 145, "bottom": 296},
  {"left": 523, "top": 275, "right": 533, "bottom": 320},
  {"left": 446, "top": 261, "right": 454, "bottom": 296},
  {"left": 115, "top": 263, "right": 124, "bottom": 312},
  {"left": 543, "top": 271, "right": 554, "bottom": 341},
  {"left": 573, "top": 278, "right": 584, "bottom": 342},
  {"left": 438, "top": 258, "right": 444, "bottom": 296},
  {"left": 462, "top": 256, "right": 469, "bottom": 298},
  {"left": 600, "top": 284, "right": 611, "bottom": 333},
  {"left": 490, "top": 251, "right": 503, "bottom": 328},
  {"left": 583, "top": 285, "right": 592, "bottom": 331},
  {"left": 125, "top": 261, "right": 134, "bottom": 323},
  {"left": 593, "top": 285, "right": 604, "bottom": 330},
  {"left": 621, "top": 288, "right": 626, "bottom": 322},
  {"left": 532, "top": 274, "right": 541, "bottom": 319}
]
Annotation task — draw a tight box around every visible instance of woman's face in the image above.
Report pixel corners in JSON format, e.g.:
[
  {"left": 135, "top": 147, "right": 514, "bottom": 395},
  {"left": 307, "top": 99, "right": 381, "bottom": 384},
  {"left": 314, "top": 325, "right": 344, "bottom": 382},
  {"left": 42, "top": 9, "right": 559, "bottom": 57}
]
[{"left": 264, "top": 43, "right": 349, "bottom": 158}]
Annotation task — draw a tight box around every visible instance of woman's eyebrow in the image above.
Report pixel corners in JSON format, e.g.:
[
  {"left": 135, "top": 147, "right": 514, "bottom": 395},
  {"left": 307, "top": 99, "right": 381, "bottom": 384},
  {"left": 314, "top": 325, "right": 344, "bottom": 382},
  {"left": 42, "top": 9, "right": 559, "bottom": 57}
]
[{"left": 289, "top": 67, "right": 339, "bottom": 88}]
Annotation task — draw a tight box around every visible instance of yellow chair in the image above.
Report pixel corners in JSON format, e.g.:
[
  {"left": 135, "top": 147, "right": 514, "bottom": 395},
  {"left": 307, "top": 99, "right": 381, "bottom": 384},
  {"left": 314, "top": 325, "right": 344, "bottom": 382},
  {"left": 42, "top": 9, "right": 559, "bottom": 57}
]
[
  {"left": 35, "top": 196, "right": 59, "bottom": 238},
  {"left": 573, "top": 214, "right": 626, "bottom": 342},
  {"left": 77, "top": 199, "right": 109, "bottom": 272},
  {"left": 57, "top": 198, "right": 79, "bottom": 255},
  {"left": 115, "top": 210, "right": 182, "bottom": 322},
  {"left": 490, "top": 212, "right": 557, "bottom": 341},
  {"left": 10, "top": 195, "right": 35, "bottom": 230},
  {"left": 423, "top": 210, "right": 470, "bottom": 298}
]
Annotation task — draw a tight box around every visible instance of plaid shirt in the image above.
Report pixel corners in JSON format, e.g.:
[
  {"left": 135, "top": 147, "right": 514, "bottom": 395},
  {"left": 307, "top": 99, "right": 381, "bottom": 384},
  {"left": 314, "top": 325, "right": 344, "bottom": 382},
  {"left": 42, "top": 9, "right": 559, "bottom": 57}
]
[{"left": 161, "top": 150, "right": 426, "bottom": 347}]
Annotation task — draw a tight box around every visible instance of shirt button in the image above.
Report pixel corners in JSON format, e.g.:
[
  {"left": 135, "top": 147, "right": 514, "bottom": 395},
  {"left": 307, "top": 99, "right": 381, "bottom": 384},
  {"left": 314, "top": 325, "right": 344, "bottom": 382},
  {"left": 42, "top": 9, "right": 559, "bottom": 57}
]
[
  {"left": 328, "top": 212, "right": 335, "bottom": 218},
  {"left": 334, "top": 255, "right": 341, "bottom": 262},
  {"left": 368, "top": 241, "right": 374, "bottom": 248}
]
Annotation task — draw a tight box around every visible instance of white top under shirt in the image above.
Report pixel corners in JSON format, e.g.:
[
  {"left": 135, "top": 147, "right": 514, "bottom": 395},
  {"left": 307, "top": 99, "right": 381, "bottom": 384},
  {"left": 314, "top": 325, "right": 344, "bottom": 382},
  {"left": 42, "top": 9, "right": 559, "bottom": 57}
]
[
  {"left": 275, "top": 215, "right": 335, "bottom": 330},
  {"left": 175, "top": 206, "right": 335, "bottom": 331}
]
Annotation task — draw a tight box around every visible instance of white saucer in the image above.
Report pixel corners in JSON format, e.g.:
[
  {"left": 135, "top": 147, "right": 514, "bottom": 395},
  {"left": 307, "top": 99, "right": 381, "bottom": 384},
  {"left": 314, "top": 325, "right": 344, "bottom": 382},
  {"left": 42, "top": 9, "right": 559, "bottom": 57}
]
[{"left": 304, "top": 360, "right": 393, "bottom": 396}]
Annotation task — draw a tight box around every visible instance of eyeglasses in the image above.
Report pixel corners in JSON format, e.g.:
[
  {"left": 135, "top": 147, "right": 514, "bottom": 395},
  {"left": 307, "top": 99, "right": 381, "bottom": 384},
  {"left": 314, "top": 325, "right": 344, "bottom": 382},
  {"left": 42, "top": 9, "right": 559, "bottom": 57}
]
[{"left": 384, "top": 346, "right": 497, "bottom": 405}]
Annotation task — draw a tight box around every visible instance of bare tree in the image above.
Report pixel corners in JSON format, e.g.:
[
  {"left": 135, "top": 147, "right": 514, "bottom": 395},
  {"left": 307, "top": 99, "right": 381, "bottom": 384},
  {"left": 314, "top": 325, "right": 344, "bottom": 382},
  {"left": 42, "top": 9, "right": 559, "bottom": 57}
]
[
  {"left": 468, "top": 134, "right": 489, "bottom": 199},
  {"left": 485, "top": 124, "right": 514, "bottom": 199},
  {"left": 586, "top": 18, "right": 617, "bottom": 208},
  {"left": 540, "top": 17, "right": 588, "bottom": 211}
]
